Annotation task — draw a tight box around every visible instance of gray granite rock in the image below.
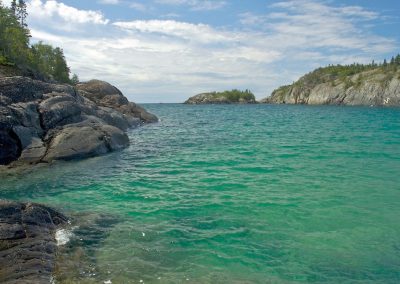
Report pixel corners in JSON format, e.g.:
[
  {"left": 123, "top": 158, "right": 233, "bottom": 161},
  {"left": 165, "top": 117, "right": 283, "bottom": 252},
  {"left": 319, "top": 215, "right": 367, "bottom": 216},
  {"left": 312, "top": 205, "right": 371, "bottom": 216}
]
[
  {"left": 0, "top": 200, "right": 69, "bottom": 284},
  {"left": 260, "top": 68, "right": 400, "bottom": 106},
  {"left": 0, "top": 76, "right": 157, "bottom": 166}
]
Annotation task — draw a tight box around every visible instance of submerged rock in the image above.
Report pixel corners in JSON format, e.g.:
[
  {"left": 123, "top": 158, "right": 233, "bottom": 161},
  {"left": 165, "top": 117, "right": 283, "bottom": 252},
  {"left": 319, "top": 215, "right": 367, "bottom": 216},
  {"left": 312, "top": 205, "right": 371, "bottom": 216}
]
[
  {"left": 0, "top": 76, "right": 157, "bottom": 167},
  {"left": 0, "top": 200, "right": 69, "bottom": 283}
]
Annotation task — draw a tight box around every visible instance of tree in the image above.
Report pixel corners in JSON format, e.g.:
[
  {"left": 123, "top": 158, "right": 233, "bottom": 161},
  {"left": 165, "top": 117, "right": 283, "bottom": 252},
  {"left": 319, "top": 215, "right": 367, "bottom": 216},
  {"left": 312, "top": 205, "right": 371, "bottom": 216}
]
[
  {"left": 30, "top": 42, "right": 71, "bottom": 83},
  {"left": 53, "top": 47, "right": 70, "bottom": 83},
  {"left": 0, "top": 4, "right": 30, "bottom": 65},
  {"left": 11, "top": 0, "right": 17, "bottom": 15},
  {"left": 395, "top": 54, "right": 400, "bottom": 65},
  {"left": 17, "top": 0, "right": 27, "bottom": 27},
  {"left": 71, "top": 74, "right": 79, "bottom": 85}
]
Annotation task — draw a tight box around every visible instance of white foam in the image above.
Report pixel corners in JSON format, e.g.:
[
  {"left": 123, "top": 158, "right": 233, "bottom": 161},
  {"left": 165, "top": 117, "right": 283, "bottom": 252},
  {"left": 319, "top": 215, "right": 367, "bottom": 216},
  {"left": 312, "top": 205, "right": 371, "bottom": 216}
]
[
  {"left": 55, "top": 228, "right": 74, "bottom": 246},
  {"left": 104, "top": 280, "right": 112, "bottom": 284}
]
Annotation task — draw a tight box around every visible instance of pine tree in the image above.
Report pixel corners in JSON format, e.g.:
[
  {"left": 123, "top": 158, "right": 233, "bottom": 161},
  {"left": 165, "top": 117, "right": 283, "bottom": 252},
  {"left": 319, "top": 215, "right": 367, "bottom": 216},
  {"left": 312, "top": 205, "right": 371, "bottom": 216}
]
[
  {"left": 71, "top": 74, "right": 79, "bottom": 85},
  {"left": 395, "top": 54, "right": 400, "bottom": 65},
  {"left": 11, "top": 0, "right": 17, "bottom": 15},
  {"left": 17, "top": 0, "right": 27, "bottom": 27},
  {"left": 383, "top": 59, "right": 387, "bottom": 67}
]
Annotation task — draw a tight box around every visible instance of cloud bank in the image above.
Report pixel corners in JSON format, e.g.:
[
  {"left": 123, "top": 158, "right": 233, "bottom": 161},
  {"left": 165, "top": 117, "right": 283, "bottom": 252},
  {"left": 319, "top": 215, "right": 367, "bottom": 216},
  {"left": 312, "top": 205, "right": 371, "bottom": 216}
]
[{"left": 22, "top": 0, "right": 397, "bottom": 102}]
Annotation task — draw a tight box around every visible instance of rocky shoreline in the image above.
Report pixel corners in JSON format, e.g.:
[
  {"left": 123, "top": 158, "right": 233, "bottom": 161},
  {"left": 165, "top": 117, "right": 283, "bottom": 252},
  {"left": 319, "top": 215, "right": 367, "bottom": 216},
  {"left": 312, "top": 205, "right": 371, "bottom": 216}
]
[
  {"left": 260, "top": 68, "right": 400, "bottom": 106},
  {"left": 0, "top": 77, "right": 157, "bottom": 167},
  {"left": 0, "top": 200, "right": 69, "bottom": 283},
  {"left": 185, "top": 91, "right": 256, "bottom": 104}
]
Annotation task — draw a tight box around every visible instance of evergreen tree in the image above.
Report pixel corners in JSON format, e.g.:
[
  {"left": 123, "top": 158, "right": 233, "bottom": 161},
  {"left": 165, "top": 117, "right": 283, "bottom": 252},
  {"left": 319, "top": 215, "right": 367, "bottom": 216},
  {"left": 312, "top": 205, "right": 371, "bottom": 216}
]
[
  {"left": 71, "top": 74, "right": 79, "bottom": 85},
  {"left": 0, "top": 3, "right": 30, "bottom": 65},
  {"left": 395, "top": 54, "right": 400, "bottom": 65},
  {"left": 17, "top": 0, "right": 27, "bottom": 27},
  {"left": 11, "top": 0, "right": 17, "bottom": 15},
  {"left": 383, "top": 59, "right": 387, "bottom": 67}
]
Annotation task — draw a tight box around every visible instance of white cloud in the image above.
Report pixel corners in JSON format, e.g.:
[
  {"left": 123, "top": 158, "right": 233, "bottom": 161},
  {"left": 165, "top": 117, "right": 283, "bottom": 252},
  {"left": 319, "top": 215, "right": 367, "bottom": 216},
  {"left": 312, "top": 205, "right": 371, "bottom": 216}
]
[
  {"left": 98, "top": 0, "right": 120, "bottom": 4},
  {"left": 24, "top": 0, "right": 397, "bottom": 103},
  {"left": 113, "top": 20, "right": 238, "bottom": 44},
  {"left": 28, "top": 0, "right": 109, "bottom": 25},
  {"left": 2, "top": 0, "right": 12, "bottom": 6},
  {"left": 156, "top": 0, "right": 226, "bottom": 11},
  {"left": 240, "top": 0, "right": 394, "bottom": 54}
]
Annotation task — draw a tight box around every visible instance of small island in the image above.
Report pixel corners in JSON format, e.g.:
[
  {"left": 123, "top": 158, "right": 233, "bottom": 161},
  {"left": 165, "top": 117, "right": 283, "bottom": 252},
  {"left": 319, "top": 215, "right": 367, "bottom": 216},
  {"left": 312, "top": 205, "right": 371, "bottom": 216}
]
[{"left": 184, "top": 89, "right": 257, "bottom": 104}]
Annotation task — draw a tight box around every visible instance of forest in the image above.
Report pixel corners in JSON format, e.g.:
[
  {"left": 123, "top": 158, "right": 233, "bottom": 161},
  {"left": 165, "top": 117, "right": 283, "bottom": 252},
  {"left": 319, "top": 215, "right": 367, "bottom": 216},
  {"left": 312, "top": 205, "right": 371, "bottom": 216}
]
[{"left": 0, "top": 0, "right": 78, "bottom": 83}]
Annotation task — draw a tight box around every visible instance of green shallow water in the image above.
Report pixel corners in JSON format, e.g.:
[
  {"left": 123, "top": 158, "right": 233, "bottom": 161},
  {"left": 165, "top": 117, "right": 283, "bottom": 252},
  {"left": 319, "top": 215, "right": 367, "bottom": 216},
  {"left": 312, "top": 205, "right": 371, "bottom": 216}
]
[{"left": 1, "top": 104, "right": 400, "bottom": 283}]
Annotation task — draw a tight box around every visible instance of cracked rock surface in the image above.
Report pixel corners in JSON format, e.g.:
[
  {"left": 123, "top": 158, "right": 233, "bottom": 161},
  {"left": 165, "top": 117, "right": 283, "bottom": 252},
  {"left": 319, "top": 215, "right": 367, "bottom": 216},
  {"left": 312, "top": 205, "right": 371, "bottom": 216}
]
[
  {"left": 0, "top": 200, "right": 69, "bottom": 284},
  {"left": 0, "top": 77, "right": 157, "bottom": 166}
]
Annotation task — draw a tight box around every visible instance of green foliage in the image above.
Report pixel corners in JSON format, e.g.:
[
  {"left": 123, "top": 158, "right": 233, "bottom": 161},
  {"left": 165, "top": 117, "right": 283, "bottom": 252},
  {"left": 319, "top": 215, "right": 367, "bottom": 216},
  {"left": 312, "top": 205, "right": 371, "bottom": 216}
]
[
  {"left": 355, "top": 74, "right": 363, "bottom": 88},
  {"left": 211, "top": 89, "right": 255, "bottom": 102},
  {"left": 0, "top": 55, "right": 8, "bottom": 65},
  {"left": 0, "top": 3, "right": 30, "bottom": 66},
  {"left": 30, "top": 42, "right": 71, "bottom": 83},
  {"left": 0, "top": 2, "right": 77, "bottom": 83},
  {"left": 285, "top": 54, "right": 400, "bottom": 92},
  {"left": 71, "top": 73, "right": 79, "bottom": 85}
]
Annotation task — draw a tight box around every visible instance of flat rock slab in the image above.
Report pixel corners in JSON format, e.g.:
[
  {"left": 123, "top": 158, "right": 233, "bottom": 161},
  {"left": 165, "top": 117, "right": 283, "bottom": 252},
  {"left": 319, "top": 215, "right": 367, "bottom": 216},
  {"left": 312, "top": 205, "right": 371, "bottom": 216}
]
[{"left": 0, "top": 200, "right": 68, "bottom": 283}]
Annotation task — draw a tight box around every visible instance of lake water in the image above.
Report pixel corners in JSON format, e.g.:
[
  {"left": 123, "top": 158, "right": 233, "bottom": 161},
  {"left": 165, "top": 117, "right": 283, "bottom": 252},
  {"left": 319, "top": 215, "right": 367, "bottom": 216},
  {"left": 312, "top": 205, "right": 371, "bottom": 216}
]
[{"left": 1, "top": 104, "right": 400, "bottom": 283}]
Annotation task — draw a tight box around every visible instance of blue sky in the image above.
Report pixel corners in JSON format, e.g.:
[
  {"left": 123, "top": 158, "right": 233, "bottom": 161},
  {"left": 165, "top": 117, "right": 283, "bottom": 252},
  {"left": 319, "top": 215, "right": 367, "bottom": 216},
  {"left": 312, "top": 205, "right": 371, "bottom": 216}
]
[{"left": 4, "top": 0, "right": 399, "bottom": 102}]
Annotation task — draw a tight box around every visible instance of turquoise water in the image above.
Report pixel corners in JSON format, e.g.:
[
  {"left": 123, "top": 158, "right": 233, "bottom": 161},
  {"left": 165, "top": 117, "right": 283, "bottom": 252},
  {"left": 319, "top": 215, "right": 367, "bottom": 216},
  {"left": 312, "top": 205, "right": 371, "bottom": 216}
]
[{"left": 1, "top": 104, "right": 400, "bottom": 283}]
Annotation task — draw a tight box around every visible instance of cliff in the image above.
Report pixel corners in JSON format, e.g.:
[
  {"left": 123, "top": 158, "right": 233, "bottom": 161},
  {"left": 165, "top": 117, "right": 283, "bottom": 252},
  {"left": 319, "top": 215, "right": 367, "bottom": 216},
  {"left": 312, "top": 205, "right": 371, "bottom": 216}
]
[
  {"left": 261, "top": 66, "right": 400, "bottom": 106},
  {"left": 185, "top": 90, "right": 256, "bottom": 104},
  {"left": 0, "top": 76, "right": 157, "bottom": 167}
]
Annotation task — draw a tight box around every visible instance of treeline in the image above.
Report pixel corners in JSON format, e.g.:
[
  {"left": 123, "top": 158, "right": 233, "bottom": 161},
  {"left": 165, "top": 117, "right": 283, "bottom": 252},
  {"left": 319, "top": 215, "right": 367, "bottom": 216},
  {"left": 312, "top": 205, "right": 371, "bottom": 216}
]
[
  {"left": 213, "top": 89, "right": 255, "bottom": 102},
  {"left": 293, "top": 55, "right": 400, "bottom": 88},
  {"left": 0, "top": 0, "right": 78, "bottom": 84},
  {"left": 323, "top": 54, "right": 400, "bottom": 77}
]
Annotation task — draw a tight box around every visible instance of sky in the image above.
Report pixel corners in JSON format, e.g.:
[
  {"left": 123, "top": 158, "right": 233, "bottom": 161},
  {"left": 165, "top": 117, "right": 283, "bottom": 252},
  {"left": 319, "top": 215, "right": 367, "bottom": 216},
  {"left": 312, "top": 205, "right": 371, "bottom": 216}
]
[{"left": 3, "top": 0, "right": 400, "bottom": 103}]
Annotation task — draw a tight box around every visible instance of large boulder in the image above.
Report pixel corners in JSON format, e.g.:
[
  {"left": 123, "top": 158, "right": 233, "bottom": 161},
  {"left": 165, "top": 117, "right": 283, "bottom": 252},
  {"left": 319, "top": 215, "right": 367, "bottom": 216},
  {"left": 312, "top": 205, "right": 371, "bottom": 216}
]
[
  {"left": 42, "top": 122, "right": 129, "bottom": 162},
  {"left": 0, "top": 200, "right": 69, "bottom": 284},
  {"left": 0, "top": 76, "right": 157, "bottom": 166},
  {"left": 77, "top": 80, "right": 158, "bottom": 123}
]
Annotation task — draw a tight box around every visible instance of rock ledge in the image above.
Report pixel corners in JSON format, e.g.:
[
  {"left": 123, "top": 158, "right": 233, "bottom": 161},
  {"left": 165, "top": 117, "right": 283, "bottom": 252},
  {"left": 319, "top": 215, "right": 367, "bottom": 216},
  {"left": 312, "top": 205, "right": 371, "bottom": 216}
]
[
  {"left": 0, "top": 77, "right": 157, "bottom": 166},
  {"left": 0, "top": 200, "right": 69, "bottom": 284}
]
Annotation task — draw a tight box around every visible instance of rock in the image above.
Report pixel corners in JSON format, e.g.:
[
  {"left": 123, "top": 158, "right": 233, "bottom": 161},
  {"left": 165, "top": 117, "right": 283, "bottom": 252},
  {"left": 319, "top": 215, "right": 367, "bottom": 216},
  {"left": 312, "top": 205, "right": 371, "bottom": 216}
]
[
  {"left": 0, "top": 200, "right": 68, "bottom": 284},
  {"left": 260, "top": 67, "right": 400, "bottom": 106},
  {"left": 0, "top": 76, "right": 157, "bottom": 166},
  {"left": 0, "top": 76, "right": 74, "bottom": 104},
  {"left": 0, "top": 130, "right": 21, "bottom": 165},
  {"left": 42, "top": 123, "right": 129, "bottom": 162},
  {"left": 185, "top": 91, "right": 257, "bottom": 104},
  {"left": 39, "top": 94, "right": 83, "bottom": 130},
  {"left": 77, "top": 80, "right": 158, "bottom": 123}
]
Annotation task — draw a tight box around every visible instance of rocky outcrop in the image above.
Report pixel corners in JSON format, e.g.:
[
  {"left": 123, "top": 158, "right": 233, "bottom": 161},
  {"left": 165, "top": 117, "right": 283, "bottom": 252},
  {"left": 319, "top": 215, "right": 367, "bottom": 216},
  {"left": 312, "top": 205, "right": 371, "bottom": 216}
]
[
  {"left": 185, "top": 91, "right": 256, "bottom": 104},
  {"left": 0, "top": 77, "right": 157, "bottom": 166},
  {"left": 0, "top": 200, "right": 69, "bottom": 283},
  {"left": 260, "top": 68, "right": 400, "bottom": 106},
  {"left": 76, "top": 80, "right": 158, "bottom": 123}
]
